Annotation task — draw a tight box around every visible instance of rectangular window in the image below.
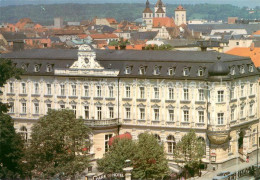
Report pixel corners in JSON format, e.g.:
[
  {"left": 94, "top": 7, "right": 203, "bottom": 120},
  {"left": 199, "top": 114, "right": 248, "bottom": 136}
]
[
  {"left": 154, "top": 87, "right": 159, "bottom": 99},
  {"left": 21, "top": 82, "right": 26, "bottom": 94},
  {"left": 105, "top": 134, "right": 113, "bottom": 152},
  {"left": 109, "top": 107, "right": 114, "bottom": 119},
  {"left": 241, "top": 85, "right": 244, "bottom": 97},
  {"left": 84, "top": 106, "right": 89, "bottom": 119},
  {"left": 109, "top": 86, "right": 113, "bottom": 98},
  {"left": 72, "top": 105, "right": 76, "bottom": 116},
  {"left": 183, "top": 110, "right": 189, "bottom": 122},
  {"left": 34, "top": 103, "right": 39, "bottom": 114},
  {"left": 9, "top": 102, "right": 14, "bottom": 113},
  {"left": 168, "top": 109, "right": 174, "bottom": 121},
  {"left": 218, "top": 113, "right": 224, "bottom": 125},
  {"left": 34, "top": 83, "right": 39, "bottom": 94},
  {"left": 217, "top": 90, "right": 224, "bottom": 102},
  {"left": 72, "top": 84, "right": 76, "bottom": 96},
  {"left": 47, "top": 84, "right": 51, "bottom": 95},
  {"left": 154, "top": 109, "right": 159, "bottom": 121},
  {"left": 125, "top": 107, "right": 131, "bottom": 119},
  {"left": 140, "top": 87, "right": 145, "bottom": 99},
  {"left": 250, "top": 84, "right": 253, "bottom": 95},
  {"left": 84, "top": 86, "right": 89, "bottom": 97},
  {"left": 97, "top": 106, "right": 102, "bottom": 120},
  {"left": 199, "top": 89, "right": 204, "bottom": 101},
  {"left": 60, "top": 104, "right": 65, "bottom": 109},
  {"left": 231, "top": 108, "right": 235, "bottom": 121},
  {"left": 22, "top": 102, "right": 26, "bottom": 114},
  {"left": 47, "top": 104, "right": 51, "bottom": 112},
  {"left": 168, "top": 88, "right": 174, "bottom": 100},
  {"left": 183, "top": 88, "right": 189, "bottom": 100},
  {"left": 139, "top": 108, "right": 145, "bottom": 120},
  {"left": 198, "top": 111, "right": 204, "bottom": 123},
  {"left": 230, "top": 88, "right": 235, "bottom": 99},
  {"left": 125, "top": 86, "right": 131, "bottom": 98},
  {"left": 60, "top": 84, "right": 65, "bottom": 96},
  {"left": 249, "top": 104, "right": 253, "bottom": 116},
  {"left": 9, "top": 82, "right": 14, "bottom": 93},
  {"left": 97, "top": 86, "right": 102, "bottom": 97},
  {"left": 240, "top": 106, "right": 244, "bottom": 118}
]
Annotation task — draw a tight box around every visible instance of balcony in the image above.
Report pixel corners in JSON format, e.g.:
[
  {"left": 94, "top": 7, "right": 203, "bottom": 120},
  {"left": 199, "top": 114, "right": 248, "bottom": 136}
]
[
  {"left": 84, "top": 118, "right": 119, "bottom": 128},
  {"left": 207, "top": 125, "right": 230, "bottom": 145}
]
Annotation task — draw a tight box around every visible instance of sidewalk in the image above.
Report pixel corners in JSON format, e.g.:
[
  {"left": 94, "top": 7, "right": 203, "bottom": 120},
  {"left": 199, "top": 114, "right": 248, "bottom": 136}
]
[{"left": 198, "top": 156, "right": 258, "bottom": 180}]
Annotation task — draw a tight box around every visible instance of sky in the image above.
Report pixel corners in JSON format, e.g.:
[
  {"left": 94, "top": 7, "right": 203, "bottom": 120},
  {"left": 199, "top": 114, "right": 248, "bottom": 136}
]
[{"left": 0, "top": 0, "right": 259, "bottom": 7}]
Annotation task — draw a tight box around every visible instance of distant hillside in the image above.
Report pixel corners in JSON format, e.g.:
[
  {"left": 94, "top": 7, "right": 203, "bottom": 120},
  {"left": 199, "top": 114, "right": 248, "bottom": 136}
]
[{"left": 0, "top": 3, "right": 259, "bottom": 25}]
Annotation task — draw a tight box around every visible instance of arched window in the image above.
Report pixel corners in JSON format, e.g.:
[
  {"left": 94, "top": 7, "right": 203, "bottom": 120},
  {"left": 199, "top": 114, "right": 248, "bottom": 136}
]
[
  {"left": 154, "top": 66, "right": 161, "bottom": 75},
  {"left": 139, "top": 66, "right": 146, "bottom": 75},
  {"left": 183, "top": 67, "right": 189, "bottom": 76},
  {"left": 34, "top": 64, "right": 40, "bottom": 72},
  {"left": 154, "top": 134, "right": 161, "bottom": 142},
  {"left": 21, "top": 63, "right": 28, "bottom": 72},
  {"left": 46, "top": 64, "right": 53, "bottom": 72},
  {"left": 198, "top": 137, "right": 206, "bottom": 155},
  {"left": 230, "top": 66, "right": 235, "bottom": 75},
  {"left": 240, "top": 65, "right": 245, "bottom": 74},
  {"left": 249, "top": 64, "right": 254, "bottom": 72},
  {"left": 198, "top": 67, "right": 204, "bottom": 76},
  {"left": 20, "top": 126, "right": 28, "bottom": 142},
  {"left": 167, "top": 135, "right": 176, "bottom": 153},
  {"left": 125, "top": 66, "right": 132, "bottom": 74}
]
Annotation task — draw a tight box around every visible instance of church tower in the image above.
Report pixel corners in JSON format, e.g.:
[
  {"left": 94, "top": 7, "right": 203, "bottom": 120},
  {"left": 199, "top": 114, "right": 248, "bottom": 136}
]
[
  {"left": 175, "top": 5, "right": 187, "bottom": 26},
  {"left": 142, "top": 0, "right": 153, "bottom": 29},
  {"left": 154, "top": 0, "right": 166, "bottom": 16}
]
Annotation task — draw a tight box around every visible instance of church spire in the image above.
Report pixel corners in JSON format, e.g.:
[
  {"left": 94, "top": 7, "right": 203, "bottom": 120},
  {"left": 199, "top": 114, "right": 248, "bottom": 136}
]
[{"left": 146, "top": 0, "right": 150, "bottom": 8}]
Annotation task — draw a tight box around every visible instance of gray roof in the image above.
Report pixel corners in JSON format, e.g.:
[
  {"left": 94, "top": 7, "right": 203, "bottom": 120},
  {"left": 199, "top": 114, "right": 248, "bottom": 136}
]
[
  {"left": 1, "top": 48, "right": 257, "bottom": 79},
  {"left": 188, "top": 24, "right": 260, "bottom": 35},
  {"left": 1, "top": 32, "right": 27, "bottom": 42},
  {"left": 131, "top": 31, "right": 158, "bottom": 40}
]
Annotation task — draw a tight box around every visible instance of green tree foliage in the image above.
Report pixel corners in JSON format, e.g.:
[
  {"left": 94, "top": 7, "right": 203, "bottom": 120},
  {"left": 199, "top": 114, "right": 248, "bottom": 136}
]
[
  {"left": 173, "top": 130, "right": 205, "bottom": 177},
  {"left": 0, "top": 114, "right": 25, "bottom": 179},
  {"left": 133, "top": 133, "right": 169, "bottom": 179},
  {"left": 0, "top": 58, "right": 24, "bottom": 179},
  {"left": 0, "top": 3, "right": 259, "bottom": 25},
  {"left": 97, "top": 138, "right": 136, "bottom": 174},
  {"left": 0, "top": 58, "right": 23, "bottom": 113},
  {"left": 25, "top": 109, "right": 91, "bottom": 179}
]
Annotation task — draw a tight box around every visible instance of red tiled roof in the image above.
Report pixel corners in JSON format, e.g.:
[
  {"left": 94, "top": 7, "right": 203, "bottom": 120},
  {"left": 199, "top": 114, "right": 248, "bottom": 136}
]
[
  {"left": 226, "top": 47, "right": 260, "bottom": 67},
  {"left": 106, "top": 18, "right": 118, "bottom": 24},
  {"left": 253, "top": 30, "right": 260, "bottom": 35},
  {"left": 153, "top": 17, "right": 176, "bottom": 28},
  {"left": 90, "top": 33, "right": 118, "bottom": 39},
  {"left": 176, "top": 5, "right": 186, "bottom": 11}
]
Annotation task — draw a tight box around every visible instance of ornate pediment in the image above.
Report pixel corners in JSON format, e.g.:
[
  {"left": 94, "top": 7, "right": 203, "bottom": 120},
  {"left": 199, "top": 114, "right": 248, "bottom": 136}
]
[
  {"left": 137, "top": 103, "right": 146, "bottom": 108},
  {"left": 19, "top": 98, "right": 27, "bottom": 102},
  {"left": 81, "top": 101, "right": 90, "bottom": 105},
  {"left": 32, "top": 98, "right": 40, "bottom": 103},
  {"left": 123, "top": 102, "right": 131, "bottom": 107},
  {"left": 151, "top": 104, "right": 160, "bottom": 108},
  {"left": 166, "top": 104, "right": 175, "bottom": 109},
  {"left": 196, "top": 106, "right": 205, "bottom": 111},
  {"left": 45, "top": 99, "right": 52, "bottom": 104},
  {"left": 94, "top": 101, "right": 102, "bottom": 106},
  {"left": 69, "top": 100, "right": 77, "bottom": 105},
  {"left": 70, "top": 44, "right": 104, "bottom": 70},
  {"left": 57, "top": 100, "right": 65, "bottom": 104},
  {"left": 181, "top": 105, "right": 190, "bottom": 110},
  {"left": 249, "top": 100, "right": 255, "bottom": 104},
  {"left": 7, "top": 97, "right": 15, "bottom": 102},
  {"left": 106, "top": 102, "right": 115, "bottom": 106}
]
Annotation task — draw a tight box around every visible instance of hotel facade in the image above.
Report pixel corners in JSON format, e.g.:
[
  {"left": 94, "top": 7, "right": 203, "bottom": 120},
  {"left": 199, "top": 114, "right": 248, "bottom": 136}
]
[{"left": 1, "top": 44, "right": 259, "bottom": 173}]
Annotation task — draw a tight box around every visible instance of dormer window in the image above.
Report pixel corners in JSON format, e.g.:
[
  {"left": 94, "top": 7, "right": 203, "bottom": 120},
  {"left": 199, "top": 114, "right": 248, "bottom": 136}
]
[
  {"left": 125, "top": 66, "right": 132, "bottom": 74},
  {"left": 183, "top": 67, "right": 190, "bottom": 76},
  {"left": 168, "top": 67, "right": 175, "bottom": 76},
  {"left": 249, "top": 64, "right": 254, "bottom": 72},
  {"left": 198, "top": 68, "right": 204, "bottom": 76},
  {"left": 230, "top": 66, "right": 235, "bottom": 75},
  {"left": 139, "top": 66, "right": 146, "bottom": 75},
  {"left": 154, "top": 66, "right": 161, "bottom": 75},
  {"left": 240, "top": 65, "right": 245, "bottom": 74},
  {"left": 34, "top": 64, "right": 41, "bottom": 72},
  {"left": 21, "top": 63, "right": 28, "bottom": 72},
  {"left": 46, "top": 64, "right": 53, "bottom": 72}
]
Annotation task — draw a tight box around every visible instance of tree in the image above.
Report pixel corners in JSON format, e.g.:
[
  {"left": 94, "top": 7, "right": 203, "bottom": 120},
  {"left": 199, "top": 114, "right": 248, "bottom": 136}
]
[
  {"left": 97, "top": 138, "right": 136, "bottom": 174},
  {"left": 0, "top": 58, "right": 24, "bottom": 179},
  {"left": 173, "top": 130, "right": 205, "bottom": 177},
  {"left": 0, "top": 58, "right": 23, "bottom": 113},
  {"left": 133, "top": 133, "right": 169, "bottom": 179},
  {"left": 25, "top": 109, "right": 91, "bottom": 179}
]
